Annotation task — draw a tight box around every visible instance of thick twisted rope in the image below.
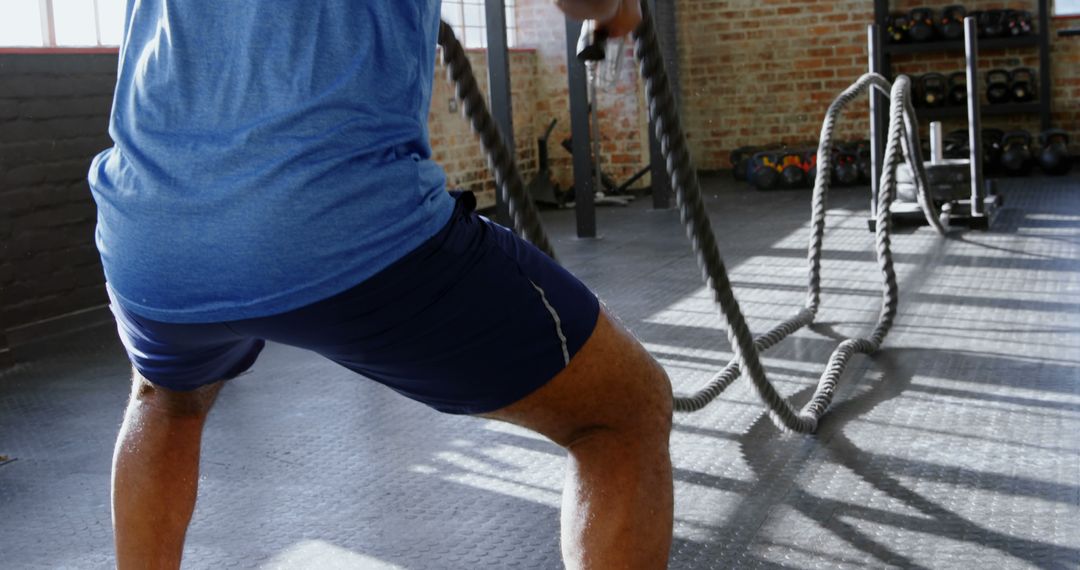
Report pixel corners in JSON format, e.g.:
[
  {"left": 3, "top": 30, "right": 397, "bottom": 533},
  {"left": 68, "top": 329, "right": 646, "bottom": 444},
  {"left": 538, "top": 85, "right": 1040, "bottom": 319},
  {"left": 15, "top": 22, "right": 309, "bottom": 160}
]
[
  {"left": 436, "top": 2, "right": 935, "bottom": 433},
  {"left": 437, "top": 22, "right": 557, "bottom": 261}
]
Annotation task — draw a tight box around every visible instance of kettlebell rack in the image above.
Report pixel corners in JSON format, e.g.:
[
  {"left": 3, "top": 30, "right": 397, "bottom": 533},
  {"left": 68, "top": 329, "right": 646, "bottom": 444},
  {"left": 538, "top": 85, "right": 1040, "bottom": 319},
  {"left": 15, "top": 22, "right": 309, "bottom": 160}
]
[
  {"left": 872, "top": 0, "right": 1052, "bottom": 128},
  {"left": 868, "top": 17, "right": 1002, "bottom": 230}
]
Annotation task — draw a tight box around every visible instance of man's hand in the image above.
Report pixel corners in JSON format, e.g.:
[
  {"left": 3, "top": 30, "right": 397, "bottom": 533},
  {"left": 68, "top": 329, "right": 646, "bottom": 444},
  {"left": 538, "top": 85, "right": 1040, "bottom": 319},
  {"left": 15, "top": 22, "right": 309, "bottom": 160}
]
[{"left": 556, "top": 0, "right": 642, "bottom": 37}]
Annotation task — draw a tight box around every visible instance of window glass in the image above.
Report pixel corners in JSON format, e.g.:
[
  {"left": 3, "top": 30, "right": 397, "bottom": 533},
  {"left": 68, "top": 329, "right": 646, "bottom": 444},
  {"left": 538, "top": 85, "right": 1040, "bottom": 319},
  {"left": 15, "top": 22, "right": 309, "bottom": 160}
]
[
  {"left": 53, "top": 0, "right": 98, "bottom": 46},
  {"left": 1056, "top": 0, "right": 1080, "bottom": 16},
  {"left": 98, "top": 0, "right": 126, "bottom": 46},
  {"left": 0, "top": 0, "right": 44, "bottom": 47}
]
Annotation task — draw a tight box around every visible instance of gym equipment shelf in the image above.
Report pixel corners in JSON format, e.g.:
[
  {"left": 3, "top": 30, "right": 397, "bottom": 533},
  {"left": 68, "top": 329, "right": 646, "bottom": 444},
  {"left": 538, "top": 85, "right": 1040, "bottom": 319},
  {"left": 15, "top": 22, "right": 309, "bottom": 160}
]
[
  {"left": 884, "top": 34, "right": 1039, "bottom": 54},
  {"left": 918, "top": 101, "right": 1042, "bottom": 120},
  {"left": 873, "top": 0, "right": 1052, "bottom": 131}
]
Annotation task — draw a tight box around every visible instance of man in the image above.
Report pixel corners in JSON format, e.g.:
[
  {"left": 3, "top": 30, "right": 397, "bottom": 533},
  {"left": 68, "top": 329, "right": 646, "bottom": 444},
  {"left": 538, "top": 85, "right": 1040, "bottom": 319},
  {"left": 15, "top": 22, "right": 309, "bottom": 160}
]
[{"left": 89, "top": 1, "right": 672, "bottom": 568}]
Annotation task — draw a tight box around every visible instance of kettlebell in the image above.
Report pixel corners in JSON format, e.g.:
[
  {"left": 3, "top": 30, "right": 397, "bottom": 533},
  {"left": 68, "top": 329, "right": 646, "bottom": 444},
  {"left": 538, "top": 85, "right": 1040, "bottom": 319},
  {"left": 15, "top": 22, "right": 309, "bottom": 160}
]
[
  {"left": 938, "top": 5, "right": 967, "bottom": 40},
  {"left": 1001, "top": 130, "right": 1034, "bottom": 176},
  {"left": 944, "top": 130, "right": 970, "bottom": 160},
  {"left": 730, "top": 146, "right": 759, "bottom": 181},
  {"left": 1010, "top": 68, "right": 1036, "bottom": 103},
  {"left": 856, "top": 141, "right": 873, "bottom": 183},
  {"left": 1005, "top": 10, "right": 1034, "bottom": 36},
  {"left": 947, "top": 71, "right": 968, "bottom": 106},
  {"left": 986, "top": 69, "right": 1012, "bottom": 105},
  {"left": 978, "top": 9, "right": 1006, "bottom": 38},
  {"left": 920, "top": 73, "right": 947, "bottom": 108},
  {"left": 983, "top": 129, "right": 1005, "bottom": 173},
  {"left": 750, "top": 151, "right": 782, "bottom": 190},
  {"left": 803, "top": 149, "right": 819, "bottom": 187},
  {"left": 780, "top": 151, "right": 807, "bottom": 189},
  {"left": 887, "top": 13, "right": 912, "bottom": 43},
  {"left": 833, "top": 145, "right": 860, "bottom": 186},
  {"left": 908, "top": 8, "right": 937, "bottom": 42},
  {"left": 1038, "top": 129, "right": 1073, "bottom": 176}
]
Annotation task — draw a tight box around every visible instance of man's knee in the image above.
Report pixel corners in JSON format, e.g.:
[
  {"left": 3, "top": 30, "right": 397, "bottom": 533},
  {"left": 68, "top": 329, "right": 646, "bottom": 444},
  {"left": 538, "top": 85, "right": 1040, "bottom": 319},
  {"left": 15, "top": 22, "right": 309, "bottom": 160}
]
[
  {"left": 561, "top": 354, "right": 674, "bottom": 452},
  {"left": 128, "top": 370, "right": 223, "bottom": 418}
]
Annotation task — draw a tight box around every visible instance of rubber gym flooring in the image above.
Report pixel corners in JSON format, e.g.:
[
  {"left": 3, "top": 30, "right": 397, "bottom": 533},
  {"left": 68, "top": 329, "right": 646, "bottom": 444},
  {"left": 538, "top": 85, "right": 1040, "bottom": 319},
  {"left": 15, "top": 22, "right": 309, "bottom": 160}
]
[{"left": 2, "top": 175, "right": 1078, "bottom": 569}]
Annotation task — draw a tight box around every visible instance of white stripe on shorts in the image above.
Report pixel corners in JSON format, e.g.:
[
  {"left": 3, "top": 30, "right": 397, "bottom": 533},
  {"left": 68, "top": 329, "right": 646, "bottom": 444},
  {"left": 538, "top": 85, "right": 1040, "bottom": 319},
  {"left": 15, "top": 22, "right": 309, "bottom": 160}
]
[{"left": 530, "top": 280, "right": 570, "bottom": 366}]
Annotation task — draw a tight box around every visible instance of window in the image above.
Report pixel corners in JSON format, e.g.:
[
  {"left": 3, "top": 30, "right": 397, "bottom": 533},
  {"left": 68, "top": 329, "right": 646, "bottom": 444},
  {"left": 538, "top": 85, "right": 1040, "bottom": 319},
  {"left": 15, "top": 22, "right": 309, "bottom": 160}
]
[
  {"left": 0, "top": 0, "right": 124, "bottom": 48},
  {"left": 441, "top": 0, "right": 517, "bottom": 49},
  {"left": 1056, "top": 0, "right": 1080, "bottom": 16}
]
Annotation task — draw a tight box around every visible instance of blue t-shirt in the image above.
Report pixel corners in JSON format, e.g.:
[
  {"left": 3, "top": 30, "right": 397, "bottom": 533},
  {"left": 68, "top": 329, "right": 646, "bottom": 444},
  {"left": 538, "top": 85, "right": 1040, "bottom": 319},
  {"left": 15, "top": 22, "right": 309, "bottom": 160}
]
[{"left": 89, "top": 0, "right": 455, "bottom": 323}]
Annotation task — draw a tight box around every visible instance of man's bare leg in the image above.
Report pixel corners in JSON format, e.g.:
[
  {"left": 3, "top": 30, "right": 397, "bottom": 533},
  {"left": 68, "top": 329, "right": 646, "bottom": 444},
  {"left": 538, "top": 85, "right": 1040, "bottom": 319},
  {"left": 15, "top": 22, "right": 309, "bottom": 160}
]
[
  {"left": 484, "top": 309, "right": 674, "bottom": 569},
  {"left": 112, "top": 371, "right": 223, "bottom": 570}
]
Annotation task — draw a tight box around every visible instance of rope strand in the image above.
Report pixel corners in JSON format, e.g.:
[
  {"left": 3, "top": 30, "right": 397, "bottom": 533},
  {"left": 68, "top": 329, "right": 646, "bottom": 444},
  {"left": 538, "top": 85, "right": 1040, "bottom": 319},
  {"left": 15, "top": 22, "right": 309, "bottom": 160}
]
[{"left": 436, "top": 3, "right": 937, "bottom": 433}]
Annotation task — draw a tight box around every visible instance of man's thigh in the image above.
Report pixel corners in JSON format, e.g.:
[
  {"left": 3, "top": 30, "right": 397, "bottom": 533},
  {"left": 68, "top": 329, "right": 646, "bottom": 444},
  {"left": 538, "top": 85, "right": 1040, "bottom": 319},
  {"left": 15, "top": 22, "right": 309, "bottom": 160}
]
[{"left": 480, "top": 309, "right": 673, "bottom": 447}]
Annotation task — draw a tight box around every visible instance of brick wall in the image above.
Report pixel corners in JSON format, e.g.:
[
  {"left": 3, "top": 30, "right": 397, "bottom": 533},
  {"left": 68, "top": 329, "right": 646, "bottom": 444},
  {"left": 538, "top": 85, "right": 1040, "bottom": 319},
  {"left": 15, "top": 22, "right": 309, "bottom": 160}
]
[
  {"left": 430, "top": 48, "right": 541, "bottom": 209},
  {"left": 676, "top": 0, "right": 1079, "bottom": 169},
  {"left": 517, "top": 0, "right": 652, "bottom": 188},
  {"left": 0, "top": 54, "right": 115, "bottom": 333}
]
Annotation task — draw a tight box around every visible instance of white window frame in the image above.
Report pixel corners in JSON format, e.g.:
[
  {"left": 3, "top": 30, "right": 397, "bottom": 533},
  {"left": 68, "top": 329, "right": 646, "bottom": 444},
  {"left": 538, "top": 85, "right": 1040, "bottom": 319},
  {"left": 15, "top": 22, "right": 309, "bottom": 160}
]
[
  {"left": 442, "top": 0, "right": 517, "bottom": 49},
  {"left": 35, "top": 0, "right": 113, "bottom": 48}
]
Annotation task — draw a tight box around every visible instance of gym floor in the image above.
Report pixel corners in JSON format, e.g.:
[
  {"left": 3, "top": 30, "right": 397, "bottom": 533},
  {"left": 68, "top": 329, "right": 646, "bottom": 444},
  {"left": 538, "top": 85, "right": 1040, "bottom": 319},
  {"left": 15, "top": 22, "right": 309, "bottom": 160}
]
[{"left": 2, "top": 175, "right": 1078, "bottom": 569}]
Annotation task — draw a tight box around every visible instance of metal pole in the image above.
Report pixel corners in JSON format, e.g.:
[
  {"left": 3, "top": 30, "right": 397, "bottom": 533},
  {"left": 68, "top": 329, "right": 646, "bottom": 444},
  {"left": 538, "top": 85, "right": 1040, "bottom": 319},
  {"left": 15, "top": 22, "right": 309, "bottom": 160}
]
[
  {"left": 565, "top": 18, "right": 597, "bottom": 238},
  {"left": 964, "top": 16, "right": 985, "bottom": 217},
  {"left": 485, "top": 0, "right": 514, "bottom": 226},
  {"left": 930, "top": 121, "right": 944, "bottom": 164},
  {"left": 1038, "top": 0, "right": 1051, "bottom": 131},
  {"left": 867, "top": 24, "right": 885, "bottom": 223}
]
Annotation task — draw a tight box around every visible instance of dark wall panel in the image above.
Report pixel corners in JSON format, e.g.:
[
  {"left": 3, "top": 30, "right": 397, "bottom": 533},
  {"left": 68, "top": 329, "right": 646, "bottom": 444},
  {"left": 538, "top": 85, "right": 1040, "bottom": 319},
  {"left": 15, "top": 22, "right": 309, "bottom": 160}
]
[{"left": 1, "top": 53, "right": 118, "bottom": 338}]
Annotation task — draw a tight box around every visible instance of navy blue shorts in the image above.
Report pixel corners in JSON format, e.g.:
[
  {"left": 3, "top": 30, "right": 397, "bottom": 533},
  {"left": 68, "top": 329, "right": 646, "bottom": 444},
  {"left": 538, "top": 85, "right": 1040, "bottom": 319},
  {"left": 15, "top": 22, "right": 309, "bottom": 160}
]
[{"left": 108, "top": 193, "right": 600, "bottom": 415}]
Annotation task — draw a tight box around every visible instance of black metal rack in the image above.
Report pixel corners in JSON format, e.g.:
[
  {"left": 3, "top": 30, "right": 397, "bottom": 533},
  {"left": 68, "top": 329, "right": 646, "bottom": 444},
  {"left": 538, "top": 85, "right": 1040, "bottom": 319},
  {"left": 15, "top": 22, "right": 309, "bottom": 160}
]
[{"left": 872, "top": 0, "right": 1052, "bottom": 131}]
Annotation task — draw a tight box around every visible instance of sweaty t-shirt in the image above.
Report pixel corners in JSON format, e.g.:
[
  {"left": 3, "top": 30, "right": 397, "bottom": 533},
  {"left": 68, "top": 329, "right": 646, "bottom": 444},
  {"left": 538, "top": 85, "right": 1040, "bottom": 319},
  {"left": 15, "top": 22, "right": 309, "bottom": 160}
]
[{"left": 88, "top": 0, "right": 455, "bottom": 323}]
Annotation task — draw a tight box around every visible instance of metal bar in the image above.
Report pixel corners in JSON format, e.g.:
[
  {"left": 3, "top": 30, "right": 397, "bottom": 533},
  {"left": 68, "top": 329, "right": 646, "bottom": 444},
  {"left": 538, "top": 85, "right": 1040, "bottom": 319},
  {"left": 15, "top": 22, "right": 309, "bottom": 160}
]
[
  {"left": 930, "top": 121, "right": 944, "bottom": 164},
  {"left": 648, "top": 0, "right": 675, "bottom": 209},
  {"left": 39, "top": 0, "right": 56, "bottom": 47},
  {"left": 867, "top": 24, "right": 885, "bottom": 221},
  {"left": 565, "top": 18, "right": 596, "bottom": 238},
  {"left": 485, "top": 0, "right": 514, "bottom": 226},
  {"left": 1038, "top": 0, "right": 1052, "bottom": 131},
  {"left": 93, "top": 0, "right": 102, "bottom": 46},
  {"left": 964, "top": 16, "right": 985, "bottom": 216}
]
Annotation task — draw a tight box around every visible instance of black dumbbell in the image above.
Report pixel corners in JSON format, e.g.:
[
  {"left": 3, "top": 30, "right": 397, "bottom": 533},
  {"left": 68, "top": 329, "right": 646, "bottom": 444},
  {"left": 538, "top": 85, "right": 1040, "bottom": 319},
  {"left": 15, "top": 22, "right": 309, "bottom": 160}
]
[
  {"left": 977, "top": 9, "right": 1007, "bottom": 38},
  {"left": 986, "top": 69, "right": 1012, "bottom": 105},
  {"left": 938, "top": 6, "right": 967, "bottom": 41},
  {"left": 908, "top": 8, "right": 937, "bottom": 42},
  {"left": 730, "top": 146, "right": 759, "bottom": 181},
  {"left": 947, "top": 71, "right": 968, "bottom": 106},
  {"left": 750, "top": 151, "right": 782, "bottom": 190},
  {"left": 1001, "top": 130, "right": 1034, "bottom": 176},
  {"left": 983, "top": 129, "right": 1005, "bottom": 173},
  {"left": 1011, "top": 68, "right": 1036, "bottom": 103},
  {"left": 920, "top": 73, "right": 947, "bottom": 108},
  {"left": 833, "top": 144, "right": 860, "bottom": 186},
  {"left": 1005, "top": 10, "right": 1034, "bottom": 37},
  {"left": 887, "top": 13, "right": 912, "bottom": 43},
  {"left": 1038, "top": 129, "right": 1073, "bottom": 176}
]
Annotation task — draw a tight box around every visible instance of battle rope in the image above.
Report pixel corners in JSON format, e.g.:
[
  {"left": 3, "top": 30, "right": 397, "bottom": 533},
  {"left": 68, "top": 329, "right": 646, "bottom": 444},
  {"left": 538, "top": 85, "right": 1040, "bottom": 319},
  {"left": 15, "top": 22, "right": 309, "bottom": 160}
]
[{"left": 436, "top": 1, "right": 939, "bottom": 433}]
